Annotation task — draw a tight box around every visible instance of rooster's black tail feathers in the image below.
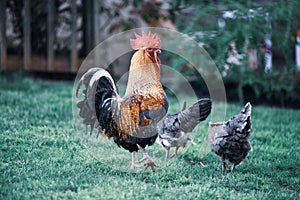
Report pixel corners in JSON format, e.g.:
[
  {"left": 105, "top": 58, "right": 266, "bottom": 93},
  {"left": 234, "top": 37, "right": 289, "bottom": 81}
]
[
  {"left": 95, "top": 74, "right": 118, "bottom": 138},
  {"left": 76, "top": 68, "right": 117, "bottom": 135}
]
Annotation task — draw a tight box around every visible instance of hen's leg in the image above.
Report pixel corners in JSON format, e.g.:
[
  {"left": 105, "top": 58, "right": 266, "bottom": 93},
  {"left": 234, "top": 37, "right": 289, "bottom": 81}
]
[
  {"left": 231, "top": 163, "right": 236, "bottom": 172},
  {"left": 170, "top": 147, "right": 179, "bottom": 158},
  {"left": 137, "top": 144, "right": 160, "bottom": 172},
  {"left": 165, "top": 147, "right": 170, "bottom": 159},
  {"left": 221, "top": 158, "right": 226, "bottom": 174}
]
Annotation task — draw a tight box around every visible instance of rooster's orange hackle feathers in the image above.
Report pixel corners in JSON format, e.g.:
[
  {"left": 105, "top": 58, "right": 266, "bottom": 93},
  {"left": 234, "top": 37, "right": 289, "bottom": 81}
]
[{"left": 130, "top": 31, "right": 161, "bottom": 50}]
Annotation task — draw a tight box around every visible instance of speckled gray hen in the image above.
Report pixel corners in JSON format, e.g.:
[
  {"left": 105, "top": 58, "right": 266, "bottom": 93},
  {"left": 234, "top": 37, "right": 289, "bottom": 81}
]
[
  {"left": 208, "top": 103, "right": 252, "bottom": 173},
  {"left": 156, "top": 98, "right": 212, "bottom": 158}
]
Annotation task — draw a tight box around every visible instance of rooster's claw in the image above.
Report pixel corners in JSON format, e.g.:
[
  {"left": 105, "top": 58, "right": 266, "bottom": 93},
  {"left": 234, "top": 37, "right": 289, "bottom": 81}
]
[{"left": 144, "top": 160, "right": 160, "bottom": 172}]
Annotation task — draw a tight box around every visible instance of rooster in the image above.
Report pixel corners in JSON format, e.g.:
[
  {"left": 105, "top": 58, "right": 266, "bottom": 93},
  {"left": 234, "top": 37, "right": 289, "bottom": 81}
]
[
  {"left": 156, "top": 99, "right": 212, "bottom": 159},
  {"left": 76, "top": 32, "right": 168, "bottom": 172},
  {"left": 208, "top": 103, "right": 252, "bottom": 173}
]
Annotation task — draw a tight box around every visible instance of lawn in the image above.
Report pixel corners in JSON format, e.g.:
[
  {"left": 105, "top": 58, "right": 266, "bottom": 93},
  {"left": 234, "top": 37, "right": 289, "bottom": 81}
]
[{"left": 0, "top": 74, "right": 299, "bottom": 199}]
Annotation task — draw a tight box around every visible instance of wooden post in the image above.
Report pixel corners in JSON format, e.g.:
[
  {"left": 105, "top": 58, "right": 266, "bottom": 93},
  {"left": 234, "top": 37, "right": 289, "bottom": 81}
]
[
  {"left": 47, "top": 0, "right": 55, "bottom": 71},
  {"left": 83, "top": 0, "right": 94, "bottom": 55},
  {"left": 93, "top": 0, "right": 99, "bottom": 46},
  {"left": 71, "top": 0, "right": 78, "bottom": 72},
  {"left": 93, "top": 0, "right": 100, "bottom": 65},
  {"left": 0, "top": 0, "right": 7, "bottom": 70},
  {"left": 23, "top": 0, "right": 31, "bottom": 70}
]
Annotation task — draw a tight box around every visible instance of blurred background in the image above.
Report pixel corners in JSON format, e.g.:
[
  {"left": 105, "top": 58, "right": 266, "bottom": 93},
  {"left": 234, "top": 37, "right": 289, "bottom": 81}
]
[{"left": 1, "top": 0, "right": 300, "bottom": 107}]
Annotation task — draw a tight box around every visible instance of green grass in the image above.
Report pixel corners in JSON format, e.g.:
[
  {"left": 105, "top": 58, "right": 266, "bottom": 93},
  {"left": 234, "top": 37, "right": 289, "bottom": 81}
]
[{"left": 0, "top": 74, "right": 299, "bottom": 199}]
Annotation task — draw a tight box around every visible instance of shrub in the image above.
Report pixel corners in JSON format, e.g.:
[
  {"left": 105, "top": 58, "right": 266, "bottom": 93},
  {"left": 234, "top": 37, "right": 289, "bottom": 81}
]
[{"left": 168, "top": 0, "right": 300, "bottom": 107}]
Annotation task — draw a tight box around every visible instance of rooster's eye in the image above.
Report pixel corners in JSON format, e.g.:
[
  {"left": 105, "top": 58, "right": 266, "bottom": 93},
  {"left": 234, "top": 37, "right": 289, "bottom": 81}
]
[{"left": 147, "top": 48, "right": 154, "bottom": 52}]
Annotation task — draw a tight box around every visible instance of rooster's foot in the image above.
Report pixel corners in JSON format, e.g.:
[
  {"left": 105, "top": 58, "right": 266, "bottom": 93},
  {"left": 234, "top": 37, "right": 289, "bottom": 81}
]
[
  {"left": 144, "top": 159, "right": 160, "bottom": 172},
  {"left": 136, "top": 144, "right": 160, "bottom": 172}
]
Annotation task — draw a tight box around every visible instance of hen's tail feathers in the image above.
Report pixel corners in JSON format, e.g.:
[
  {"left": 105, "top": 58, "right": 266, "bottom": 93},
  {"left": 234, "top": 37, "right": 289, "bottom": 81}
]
[
  {"left": 76, "top": 68, "right": 117, "bottom": 135},
  {"left": 179, "top": 98, "right": 212, "bottom": 133},
  {"left": 225, "top": 102, "right": 252, "bottom": 136},
  {"left": 198, "top": 98, "right": 212, "bottom": 121}
]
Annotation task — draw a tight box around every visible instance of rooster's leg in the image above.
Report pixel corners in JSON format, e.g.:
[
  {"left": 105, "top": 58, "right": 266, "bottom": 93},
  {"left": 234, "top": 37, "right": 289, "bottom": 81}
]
[
  {"left": 170, "top": 147, "right": 180, "bottom": 158},
  {"left": 138, "top": 153, "right": 147, "bottom": 163},
  {"left": 137, "top": 144, "right": 160, "bottom": 172},
  {"left": 131, "top": 151, "right": 140, "bottom": 170}
]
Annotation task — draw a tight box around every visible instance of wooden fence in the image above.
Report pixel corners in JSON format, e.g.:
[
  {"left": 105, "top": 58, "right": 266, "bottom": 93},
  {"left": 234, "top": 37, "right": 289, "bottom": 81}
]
[{"left": 0, "top": 0, "right": 100, "bottom": 73}]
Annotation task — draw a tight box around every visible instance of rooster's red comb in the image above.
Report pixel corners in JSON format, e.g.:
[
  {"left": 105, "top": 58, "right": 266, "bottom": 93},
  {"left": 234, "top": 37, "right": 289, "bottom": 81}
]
[{"left": 130, "top": 31, "right": 161, "bottom": 50}]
